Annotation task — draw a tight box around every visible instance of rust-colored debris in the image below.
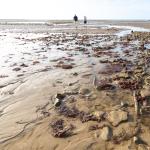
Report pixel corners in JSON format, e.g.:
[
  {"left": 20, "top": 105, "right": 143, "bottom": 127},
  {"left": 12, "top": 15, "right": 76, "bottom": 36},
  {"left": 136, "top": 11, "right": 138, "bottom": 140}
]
[
  {"left": 50, "top": 119, "right": 74, "bottom": 138},
  {"left": 118, "top": 80, "right": 140, "bottom": 90},
  {"left": 56, "top": 105, "right": 79, "bottom": 118}
]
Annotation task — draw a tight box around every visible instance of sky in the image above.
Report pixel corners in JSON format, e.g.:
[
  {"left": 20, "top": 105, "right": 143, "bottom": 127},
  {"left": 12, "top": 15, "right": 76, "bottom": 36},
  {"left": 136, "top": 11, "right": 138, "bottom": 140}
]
[{"left": 0, "top": 0, "right": 150, "bottom": 20}]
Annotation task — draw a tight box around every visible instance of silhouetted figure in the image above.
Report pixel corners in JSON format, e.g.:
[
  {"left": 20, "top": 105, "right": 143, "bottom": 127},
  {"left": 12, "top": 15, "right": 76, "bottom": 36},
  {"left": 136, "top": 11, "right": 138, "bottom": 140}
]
[
  {"left": 84, "top": 16, "right": 87, "bottom": 24},
  {"left": 73, "top": 14, "right": 78, "bottom": 22}
]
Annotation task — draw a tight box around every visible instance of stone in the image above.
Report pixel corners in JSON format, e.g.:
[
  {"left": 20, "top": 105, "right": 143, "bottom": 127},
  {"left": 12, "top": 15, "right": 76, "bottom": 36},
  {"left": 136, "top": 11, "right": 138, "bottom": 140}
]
[
  {"left": 54, "top": 93, "right": 66, "bottom": 107},
  {"left": 94, "top": 132, "right": 99, "bottom": 138},
  {"left": 0, "top": 75, "right": 8, "bottom": 78},
  {"left": 13, "top": 67, "right": 21, "bottom": 71},
  {"left": 55, "top": 93, "right": 66, "bottom": 100},
  {"left": 133, "top": 136, "right": 139, "bottom": 144},
  {"left": 93, "top": 111, "right": 105, "bottom": 119},
  {"left": 17, "top": 74, "right": 24, "bottom": 77},
  {"left": 79, "top": 88, "right": 91, "bottom": 95},
  {"left": 61, "top": 64, "right": 73, "bottom": 69},
  {"left": 72, "top": 72, "right": 78, "bottom": 76},
  {"left": 134, "top": 69, "right": 143, "bottom": 74},
  {"left": 117, "top": 72, "right": 129, "bottom": 79},
  {"left": 100, "top": 126, "right": 112, "bottom": 141},
  {"left": 96, "top": 83, "right": 115, "bottom": 91},
  {"left": 141, "top": 86, "right": 150, "bottom": 97},
  {"left": 54, "top": 98, "right": 61, "bottom": 107},
  {"left": 33, "top": 61, "right": 40, "bottom": 65},
  {"left": 106, "top": 110, "right": 128, "bottom": 126},
  {"left": 121, "top": 101, "right": 129, "bottom": 107},
  {"left": 20, "top": 63, "right": 28, "bottom": 67}
]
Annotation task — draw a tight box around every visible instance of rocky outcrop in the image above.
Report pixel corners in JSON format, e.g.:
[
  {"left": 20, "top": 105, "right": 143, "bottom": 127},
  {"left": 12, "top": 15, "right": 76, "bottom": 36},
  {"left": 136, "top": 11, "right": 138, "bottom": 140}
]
[{"left": 106, "top": 110, "right": 128, "bottom": 126}]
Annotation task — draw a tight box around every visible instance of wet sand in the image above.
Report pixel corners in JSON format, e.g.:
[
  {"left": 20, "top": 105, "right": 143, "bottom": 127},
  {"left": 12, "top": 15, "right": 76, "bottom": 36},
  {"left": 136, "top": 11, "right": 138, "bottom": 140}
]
[{"left": 0, "top": 21, "right": 150, "bottom": 150}]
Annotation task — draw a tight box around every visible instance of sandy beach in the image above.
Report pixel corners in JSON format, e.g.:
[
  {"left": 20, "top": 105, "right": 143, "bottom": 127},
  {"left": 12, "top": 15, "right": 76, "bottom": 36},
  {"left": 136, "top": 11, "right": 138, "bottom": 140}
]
[{"left": 0, "top": 20, "right": 150, "bottom": 150}]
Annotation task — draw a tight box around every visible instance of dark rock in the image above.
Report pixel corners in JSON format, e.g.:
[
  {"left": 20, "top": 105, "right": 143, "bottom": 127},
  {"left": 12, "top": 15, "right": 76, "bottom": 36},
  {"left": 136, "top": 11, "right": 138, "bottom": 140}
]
[
  {"left": 13, "top": 67, "right": 21, "bottom": 71},
  {"left": 55, "top": 93, "right": 66, "bottom": 100},
  {"left": 54, "top": 98, "right": 61, "bottom": 107},
  {"left": 61, "top": 64, "right": 73, "bottom": 69},
  {"left": 20, "top": 63, "right": 28, "bottom": 67},
  {"left": 33, "top": 61, "right": 40, "bottom": 65}
]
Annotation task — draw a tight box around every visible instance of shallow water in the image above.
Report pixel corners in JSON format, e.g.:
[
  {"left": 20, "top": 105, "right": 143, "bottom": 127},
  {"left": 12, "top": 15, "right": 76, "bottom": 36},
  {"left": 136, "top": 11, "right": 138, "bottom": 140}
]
[{"left": 0, "top": 22, "right": 149, "bottom": 80}]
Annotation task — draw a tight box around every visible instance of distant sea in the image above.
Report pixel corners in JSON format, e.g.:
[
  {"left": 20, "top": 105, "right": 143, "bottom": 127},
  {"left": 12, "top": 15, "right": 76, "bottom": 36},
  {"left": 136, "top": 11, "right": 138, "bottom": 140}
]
[{"left": 0, "top": 19, "right": 47, "bottom": 25}]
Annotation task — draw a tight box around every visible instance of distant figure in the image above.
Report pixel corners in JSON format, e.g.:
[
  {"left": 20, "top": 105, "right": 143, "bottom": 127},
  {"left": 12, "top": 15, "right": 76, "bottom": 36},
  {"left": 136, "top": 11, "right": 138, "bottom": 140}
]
[
  {"left": 73, "top": 14, "right": 78, "bottom": 22},
  {"left": 84, "top": 16, "right": 87, "bottom": 24}
]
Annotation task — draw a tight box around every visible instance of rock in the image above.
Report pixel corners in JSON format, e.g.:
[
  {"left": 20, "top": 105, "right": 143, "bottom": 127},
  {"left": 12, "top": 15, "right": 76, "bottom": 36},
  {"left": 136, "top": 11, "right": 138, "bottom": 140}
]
[
  {"left": 106, "top": 110, "right": 128, "bottom": 126},
  {"left": 141, "top": 86, "right": 150, "bottom": 97},
  {"left": 117, "top": 72, "right": 129, "bottom": 79},
  {"left": 33, "top": 61, "right": 40, "bottom": 65},
  {"left": 133, "top": 136, "right": 139, "bottom": 144},
  {"left": 68, "top": 83, "right": 73, "bottom": 86},
  {"left": 17, "top": 74, "right": 24, "bottom": 77},
  {"left": 54, "top": 98, "right": 61, "bottom": 107},
  {"left": 20, "top": 63, "right": 28, "bottom": 67},
  {"left": 94, "top": 132, "right": 99, "bottom": 138},
  {"left": 61, "top": 64, "right": 73, "bottom": 69},
  {"left": 79, "top": 88, "right": 91, "bottom": 95},
  {"left": 0, "top": 75, "right": 8, "bottom": 78},
  {"left": 13, "top": 67, "right": 21, "bottom": 71},
  {"left": 99, "top": 59, "right": 109, "bottom": 63},
  {"left": 134, "top": 69, "right": 143, "bottom": 74},
  {"left": 90, "top": 94, "right": 97, "bottom": 100},
  {"left": 93, "top": 111, "right": 105, "bottom": 120},
  {"left": 96, "top": 83, "right": 115, "bottom": 91},
  {"left": 53, "top": 93, "right": 66, "bottom": 107},
  {"left": 55, "top": 93, "right": 66, "bottom": 100},
  {"left": 100, "top": 126, "right": 112, "bottom": 141},
  {"left": 72, "top": 72, "right": 78, "bottom": 76},
  {"left": 121, "top": 101, "right": 129, "bottom": 107}
]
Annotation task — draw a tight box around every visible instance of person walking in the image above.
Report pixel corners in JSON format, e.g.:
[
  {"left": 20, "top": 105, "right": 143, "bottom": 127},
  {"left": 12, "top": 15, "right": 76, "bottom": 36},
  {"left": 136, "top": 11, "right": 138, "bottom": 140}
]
[
  {"left": 84, "top": 16, "right": 87, "bottom": 34},
  {"left": 73, "top": 14, "right": 78, "bottom": 34},
  {"left": 73, "top": 14, "right": 78, "bottom": 22},
  {"left": 84, "top": 16, "right": 87, "bottom": 24}
]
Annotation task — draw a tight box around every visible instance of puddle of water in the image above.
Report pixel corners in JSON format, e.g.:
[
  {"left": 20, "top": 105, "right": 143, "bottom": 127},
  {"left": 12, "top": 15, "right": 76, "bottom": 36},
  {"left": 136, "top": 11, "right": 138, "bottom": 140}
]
[{"left": 109, "top": 25, "right": 150, "bottom": 37}]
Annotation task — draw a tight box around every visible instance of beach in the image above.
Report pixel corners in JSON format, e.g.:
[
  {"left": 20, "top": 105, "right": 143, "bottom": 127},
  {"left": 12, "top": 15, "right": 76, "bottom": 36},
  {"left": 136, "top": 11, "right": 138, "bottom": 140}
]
[{"left": 0, "top": 20, "right": 150, "bottom": 150}]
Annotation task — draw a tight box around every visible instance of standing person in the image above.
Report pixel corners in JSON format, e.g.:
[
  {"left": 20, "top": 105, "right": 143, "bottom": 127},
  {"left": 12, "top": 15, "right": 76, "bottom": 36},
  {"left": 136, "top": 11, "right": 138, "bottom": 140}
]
[
  {"left": 84, "top": 16, "right": 87, "bottom": 34},
  {"left": 84, "top": 16, "right": 87, "bottom": 24},
  {"left": 73, "top": 14, "right": 78, "bottom": 22},
  {"left": 73, "top": 14, "right": 78, "bottom": 34}
]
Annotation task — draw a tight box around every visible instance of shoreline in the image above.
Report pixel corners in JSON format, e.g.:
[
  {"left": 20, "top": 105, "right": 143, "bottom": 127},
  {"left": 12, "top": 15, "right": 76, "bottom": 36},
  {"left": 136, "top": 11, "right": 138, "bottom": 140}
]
[{"left": 0, "top": 22, "right": 150, "bottom": 149}]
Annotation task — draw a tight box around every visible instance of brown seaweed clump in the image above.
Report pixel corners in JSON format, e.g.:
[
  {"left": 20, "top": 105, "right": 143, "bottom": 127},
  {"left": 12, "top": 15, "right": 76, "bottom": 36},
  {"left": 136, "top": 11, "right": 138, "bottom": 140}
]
[
  {"left": 79, "top": 111, "right": 99, "bottom": 123},
  {"left": 56, "top": 105, "right": 79, "bottom": 118},
  {"left": 118, "top": 80, "right": 140, "bottom": 90},
  {"left": 56, "top": 105, "right": 102, "bottom": 123},
  {"left": 96, "top": 83, "right": 116, "bottom": 91},
  {"left": 50, "top": 119, "right": 74, "bottom": 138}
]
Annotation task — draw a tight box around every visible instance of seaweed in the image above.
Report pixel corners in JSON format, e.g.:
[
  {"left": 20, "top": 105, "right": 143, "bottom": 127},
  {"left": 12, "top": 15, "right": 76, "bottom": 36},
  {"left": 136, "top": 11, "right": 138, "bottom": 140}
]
[
  {"left": 118, "top": 80, "right": 140, "bottom": 90},
  {"left": 56, "top": 105, "right": 100, "bottom": 123},
  {"left": 56, "top": 105, "right": 79, "bottom": 118},
  {"left": 50, "top": 119, "right": 74, "bottom": 138},
  {"left": 79, "top": 111, "right": 98, "bottom": 123}
]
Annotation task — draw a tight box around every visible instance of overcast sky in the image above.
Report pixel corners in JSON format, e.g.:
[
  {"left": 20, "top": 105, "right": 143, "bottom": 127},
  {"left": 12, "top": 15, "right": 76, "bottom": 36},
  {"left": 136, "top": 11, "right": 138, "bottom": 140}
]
[{"left": 0, "top": 0, "right": 150, "bottom": 20}]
